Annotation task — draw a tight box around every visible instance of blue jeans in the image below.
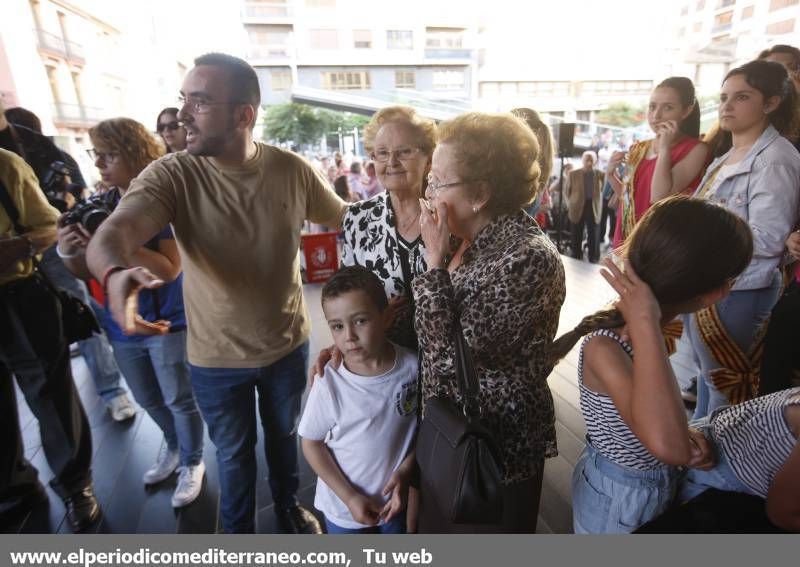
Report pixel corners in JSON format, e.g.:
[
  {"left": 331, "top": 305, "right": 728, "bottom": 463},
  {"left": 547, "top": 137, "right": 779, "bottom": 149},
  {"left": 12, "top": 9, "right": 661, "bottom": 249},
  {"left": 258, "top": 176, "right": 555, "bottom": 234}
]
[
  {"left": 572, "top": 443, "right": 680, "bottom": 534},
  {"left": 190, "top": 341, "right": 309, "bottom": 533},
  {"left": 685, "top": 271, "right": 782, "bottom": 419},
  {"left": 39, "top": 247, "right": 126, "bottom": 403},
  {"left": 111, "top": 332, "right": 203, "bottom": 467},
  {"left": 679, "top": 416, "right": 755, "bottom": 503},
  {"left": 325, "top": 512, "right": 406, "bottom": 534}
]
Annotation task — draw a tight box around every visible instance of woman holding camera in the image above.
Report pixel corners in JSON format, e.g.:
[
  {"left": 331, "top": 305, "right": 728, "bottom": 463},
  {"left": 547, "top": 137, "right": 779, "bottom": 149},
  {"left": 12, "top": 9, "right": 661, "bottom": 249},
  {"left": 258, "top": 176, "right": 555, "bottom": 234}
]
[{"left": 57, "top": 118, "right": 205, "bottom": 508}]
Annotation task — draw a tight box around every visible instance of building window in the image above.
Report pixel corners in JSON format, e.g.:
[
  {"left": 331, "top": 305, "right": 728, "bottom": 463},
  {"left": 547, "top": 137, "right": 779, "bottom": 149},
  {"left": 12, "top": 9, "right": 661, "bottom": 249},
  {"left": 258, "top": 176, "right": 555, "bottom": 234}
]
[
  {"left": 714, "top": 11, "right": 734, "bottom": 25},
  {"left": 480, "top": 82, "right": 499, "bottom": 97},
  {"left": 499, "top": 82, "right": 518, "bottom": 96},
  {"left": 425, "top": 28, "right": 464, "bottom": 48},
  {"left": 582, "top": 80, "right": 651, "bottom": 95},
  {"left": 769, "top": 0, "right": 798, "bottom": 11},
  {"left": 766, "top": 17, "right": 796, "bottom": 33},
  {"left": 395, "top": 70, "right": 415, "bottom": 89},
  {"left": 677, "top": 26, "right": 686, "bottom": 36},
  {"left": 696, "top": 0, "right": 705, "bottom": 9},
  {"left": 387, "top": 30, "right": 413, "bottom": 49},
  {"left": 306, "top": 0, "right": 336, "bottom": 6},
  {"left": 322, "top": 71, "right": 371, "bottom": 90},
  {"left": 741, "top": 5, "right": 755, "bottom": 17},
  {"left": 270, "top": 69, "right": 292, "bottom": 91},
  {"left": 681, "top": 5, "right": 688, "bottom": 16},
  {"left": 309, "top": 29, "right": 338, "bottom": 49},
  {"left": 432, "top": 69, "right": 465, "bottom": 90},
  {"left": 717, "top": 0, "right": 735, "bottom": 8},
  {"left": 693, "top": 21, "right": 702, "bottom": 31},
  {"left": 247, "top": 24, "right": 292, "bottom": 57},
  {"left": 353, "top": 29, "right": 372, "bottom": 48}
]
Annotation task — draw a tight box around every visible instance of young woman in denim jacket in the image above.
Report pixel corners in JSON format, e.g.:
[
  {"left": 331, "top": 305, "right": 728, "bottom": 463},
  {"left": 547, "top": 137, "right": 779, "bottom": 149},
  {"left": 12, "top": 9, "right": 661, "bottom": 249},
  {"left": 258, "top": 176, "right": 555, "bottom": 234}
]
[{"left": 688, "top": 60, "right": 800, "bottom": 419}]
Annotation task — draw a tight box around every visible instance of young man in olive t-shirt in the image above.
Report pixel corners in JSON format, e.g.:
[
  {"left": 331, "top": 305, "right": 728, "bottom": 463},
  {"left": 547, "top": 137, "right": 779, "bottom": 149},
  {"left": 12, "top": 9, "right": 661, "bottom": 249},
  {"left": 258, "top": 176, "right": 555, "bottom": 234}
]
[{"left": 87, "top": 53, "right": 347, "bottom": 534}]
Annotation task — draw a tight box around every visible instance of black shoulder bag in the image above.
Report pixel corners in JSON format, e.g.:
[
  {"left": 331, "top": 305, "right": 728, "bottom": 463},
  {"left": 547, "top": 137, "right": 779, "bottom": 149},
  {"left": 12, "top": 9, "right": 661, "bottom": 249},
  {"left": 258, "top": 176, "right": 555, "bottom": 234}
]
[
  {"left": 416, "top": 317, "right": 504, "bottom": 524},
  {"left": 0, "top": 178, "right": 100, "bottom": 342}
]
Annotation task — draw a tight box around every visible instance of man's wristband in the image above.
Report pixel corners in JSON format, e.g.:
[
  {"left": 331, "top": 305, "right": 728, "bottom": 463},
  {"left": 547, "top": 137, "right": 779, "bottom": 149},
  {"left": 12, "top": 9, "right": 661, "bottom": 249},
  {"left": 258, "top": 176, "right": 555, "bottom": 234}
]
[{"left": 101, "top": 265, "right": 128, "bottom": 294}]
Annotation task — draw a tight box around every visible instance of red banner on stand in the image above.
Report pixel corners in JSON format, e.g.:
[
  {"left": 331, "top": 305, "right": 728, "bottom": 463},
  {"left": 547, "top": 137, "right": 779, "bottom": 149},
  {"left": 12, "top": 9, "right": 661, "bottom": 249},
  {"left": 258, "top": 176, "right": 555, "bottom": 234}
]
[{"left": 301, "top": 232, "right": 339, "bottom": 283}]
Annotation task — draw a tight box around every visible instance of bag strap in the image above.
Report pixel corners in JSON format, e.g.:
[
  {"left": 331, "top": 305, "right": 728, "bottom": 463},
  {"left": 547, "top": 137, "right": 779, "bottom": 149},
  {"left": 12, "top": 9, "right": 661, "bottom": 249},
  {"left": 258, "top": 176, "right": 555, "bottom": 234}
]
[
  {"left": 0, "top": 175, "right": 62, "bottom": 295},
  {"left": 452, "top": 316, "right": 482, "bottom": 419},
  {"left": 0, "top": 177, "right": 27, "bottom": 235}
]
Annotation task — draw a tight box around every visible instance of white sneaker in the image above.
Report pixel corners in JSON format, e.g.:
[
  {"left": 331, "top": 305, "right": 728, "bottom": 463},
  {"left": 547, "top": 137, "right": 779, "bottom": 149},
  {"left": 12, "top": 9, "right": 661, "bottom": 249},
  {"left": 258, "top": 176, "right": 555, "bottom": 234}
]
[
  {"left": 171, "top": 462, "right": 205, "bottom": 508},
  {"left": 107, "top": 394, "right": 136, "bottom": 422},
  {"left": 142, "top": 448, "right": 179, "bottom": 485}
]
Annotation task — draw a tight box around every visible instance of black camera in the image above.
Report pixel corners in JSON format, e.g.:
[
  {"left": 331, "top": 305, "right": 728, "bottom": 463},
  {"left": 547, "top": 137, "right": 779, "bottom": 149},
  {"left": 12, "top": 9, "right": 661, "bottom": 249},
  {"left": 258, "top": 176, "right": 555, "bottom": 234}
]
[
  {"left": 62, "top": 194, "right": 114, "bottom": 234},
  {"left": 41, "top": 160, "right": 82, "bottom": 212}
]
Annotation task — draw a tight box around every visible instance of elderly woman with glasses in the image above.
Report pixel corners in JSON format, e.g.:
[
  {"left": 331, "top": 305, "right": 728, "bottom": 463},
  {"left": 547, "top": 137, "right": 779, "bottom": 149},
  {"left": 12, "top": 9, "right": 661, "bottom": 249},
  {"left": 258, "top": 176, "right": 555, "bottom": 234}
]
[
  {"left": 338, "top": 105, "right": 437, "bottom": 350},
  {"left": 156, "top": 107, "right": 187, "bottom": 153},
  {"left": 414, "top": 112, "right": 566, "bottom": 533}
]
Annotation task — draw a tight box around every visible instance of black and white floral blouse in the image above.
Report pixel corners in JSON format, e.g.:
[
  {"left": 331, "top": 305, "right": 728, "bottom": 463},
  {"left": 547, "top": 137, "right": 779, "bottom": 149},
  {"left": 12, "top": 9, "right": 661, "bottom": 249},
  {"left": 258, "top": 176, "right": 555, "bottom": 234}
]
[
  {"left": 413, "top": 210, "right": 566, "bottom": 484},
  {"left": 342, "top": 192, "right": 427, "bottom": 349}
]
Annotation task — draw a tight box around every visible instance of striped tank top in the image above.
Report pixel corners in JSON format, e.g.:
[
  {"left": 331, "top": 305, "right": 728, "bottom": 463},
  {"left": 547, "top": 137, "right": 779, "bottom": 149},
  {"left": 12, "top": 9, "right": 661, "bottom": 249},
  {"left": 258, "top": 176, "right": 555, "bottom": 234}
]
[
  {"left": 578, "top": 329, "right": 662, "bottom": 470},
  {"left": 711, "top": 387, "right": 800, "bottom": 498}
]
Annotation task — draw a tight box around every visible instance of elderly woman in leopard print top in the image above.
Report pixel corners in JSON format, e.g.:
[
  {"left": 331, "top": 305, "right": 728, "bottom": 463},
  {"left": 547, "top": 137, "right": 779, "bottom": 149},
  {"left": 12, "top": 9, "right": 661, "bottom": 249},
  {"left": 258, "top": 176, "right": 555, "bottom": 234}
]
[{"left": 415, "top": 112, "right": 566, "bottom": 533}]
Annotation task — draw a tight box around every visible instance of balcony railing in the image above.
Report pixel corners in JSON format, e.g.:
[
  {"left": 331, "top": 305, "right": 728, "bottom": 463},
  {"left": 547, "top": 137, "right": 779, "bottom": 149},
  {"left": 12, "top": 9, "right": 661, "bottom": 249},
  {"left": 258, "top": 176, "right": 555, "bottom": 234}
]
[
  {"left": 248, "top": 44, "right": 292, "bottom": 59},
  {"left": 52, "top": 103, "right": 103, "bottom": 126},
  {"left": 35, "top": 28, "right": 85, "bottom": 65},
  {"left": 35, "top": 28, "right": 66, "bottom": 57},
  {"left": 242, "top": 2, "right": 293, "bottom": 18},
  {"left": 424, "top": 48, "right": 472, "bottom": 59},
  {"left": 711, "top": 22, "right": 733, "bottom": 33},
  {"left": 65, "top": 39, "right": 85, "bottom": 65}
]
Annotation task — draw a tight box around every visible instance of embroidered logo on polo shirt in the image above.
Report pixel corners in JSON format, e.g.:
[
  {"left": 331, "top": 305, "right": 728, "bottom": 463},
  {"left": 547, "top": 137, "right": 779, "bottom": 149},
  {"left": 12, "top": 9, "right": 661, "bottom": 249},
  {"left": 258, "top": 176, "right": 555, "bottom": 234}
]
[{"left": 395, "top": 380, "right": 418, "bottom": 417}]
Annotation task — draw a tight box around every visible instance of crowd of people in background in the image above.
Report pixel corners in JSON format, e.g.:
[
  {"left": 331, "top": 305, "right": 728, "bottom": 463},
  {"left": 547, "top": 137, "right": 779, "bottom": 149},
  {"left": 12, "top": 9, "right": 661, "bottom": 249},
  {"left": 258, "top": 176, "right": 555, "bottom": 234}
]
[{"left": 1, "top": 44, "right": 800, "bottom": 535}]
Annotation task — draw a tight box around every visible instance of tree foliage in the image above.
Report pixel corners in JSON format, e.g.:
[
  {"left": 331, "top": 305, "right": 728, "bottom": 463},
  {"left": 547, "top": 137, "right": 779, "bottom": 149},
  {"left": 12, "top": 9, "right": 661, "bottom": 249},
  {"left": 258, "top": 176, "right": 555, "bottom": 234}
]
[
  {"left": 263, "top": 103, "right": 370, "bottom": 145},
  {"left": 595, "top": 102, "right": 646, "bottom": 128}
]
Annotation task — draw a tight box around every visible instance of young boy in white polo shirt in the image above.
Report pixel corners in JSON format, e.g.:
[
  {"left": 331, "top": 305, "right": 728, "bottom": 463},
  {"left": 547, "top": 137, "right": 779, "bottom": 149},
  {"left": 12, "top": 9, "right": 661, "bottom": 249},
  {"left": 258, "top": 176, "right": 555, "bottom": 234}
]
[{"left": 299, "top": 266, "right": 418, "bottom": 534}]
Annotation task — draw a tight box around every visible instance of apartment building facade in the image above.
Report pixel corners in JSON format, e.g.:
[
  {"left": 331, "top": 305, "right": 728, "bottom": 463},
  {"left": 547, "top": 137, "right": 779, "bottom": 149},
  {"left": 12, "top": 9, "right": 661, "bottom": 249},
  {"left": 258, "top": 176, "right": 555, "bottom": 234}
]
[{"left": 667, "top": 0, "right": 800, "bottom": 94}]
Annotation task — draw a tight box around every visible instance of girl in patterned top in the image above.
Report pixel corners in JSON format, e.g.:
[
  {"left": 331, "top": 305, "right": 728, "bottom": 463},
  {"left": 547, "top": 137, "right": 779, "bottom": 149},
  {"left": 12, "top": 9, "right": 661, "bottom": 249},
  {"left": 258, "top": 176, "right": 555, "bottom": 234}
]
[
  {"left": 549, "top": 196, "right": 753, "bottom": 533},
  {"left": 680, "top": 388, "right": 800, "bottom": 531}
]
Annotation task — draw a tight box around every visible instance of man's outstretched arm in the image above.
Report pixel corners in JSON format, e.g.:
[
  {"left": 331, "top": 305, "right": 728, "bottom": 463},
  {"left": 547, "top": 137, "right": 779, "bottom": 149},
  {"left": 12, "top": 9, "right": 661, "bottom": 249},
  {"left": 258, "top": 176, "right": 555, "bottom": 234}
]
[{"left": 87, "top": 208, "right": 165, "bottom": 334}]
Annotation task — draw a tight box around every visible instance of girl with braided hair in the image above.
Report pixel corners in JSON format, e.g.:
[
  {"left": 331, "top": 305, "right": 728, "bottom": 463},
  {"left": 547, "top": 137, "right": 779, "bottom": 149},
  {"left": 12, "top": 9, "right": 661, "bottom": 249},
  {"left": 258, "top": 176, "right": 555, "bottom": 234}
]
[{"left": 549, "top": 196, "right": 753, "bottom": 533}]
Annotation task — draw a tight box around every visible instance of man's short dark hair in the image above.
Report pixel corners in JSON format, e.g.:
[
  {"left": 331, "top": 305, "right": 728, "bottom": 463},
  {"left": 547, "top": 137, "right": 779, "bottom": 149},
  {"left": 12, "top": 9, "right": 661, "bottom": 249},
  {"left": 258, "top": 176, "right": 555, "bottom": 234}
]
[
  {"left": 194, "top": 52, "right": 261, "bottom": 107},
  {"left": 321, "top": 266, "right": 389, "bottom": 311}
]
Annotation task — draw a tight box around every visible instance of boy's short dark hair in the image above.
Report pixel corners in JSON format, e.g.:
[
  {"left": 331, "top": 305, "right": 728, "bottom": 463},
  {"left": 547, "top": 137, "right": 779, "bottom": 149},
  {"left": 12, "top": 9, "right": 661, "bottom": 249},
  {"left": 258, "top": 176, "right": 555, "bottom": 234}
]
[{"left": 322, "top": 266, "right": 389, "bottom": 311}]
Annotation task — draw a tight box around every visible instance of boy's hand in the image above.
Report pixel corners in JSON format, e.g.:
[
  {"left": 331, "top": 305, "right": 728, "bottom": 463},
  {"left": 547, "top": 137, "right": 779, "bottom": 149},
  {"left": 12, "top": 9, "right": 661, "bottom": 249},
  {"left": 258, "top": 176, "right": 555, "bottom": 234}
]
[
  {"left": 380, "top": 470, "right": 408, "bottom": 523},
  {"left": 345, "top": 493, "right": 382, "bottom": 526}
]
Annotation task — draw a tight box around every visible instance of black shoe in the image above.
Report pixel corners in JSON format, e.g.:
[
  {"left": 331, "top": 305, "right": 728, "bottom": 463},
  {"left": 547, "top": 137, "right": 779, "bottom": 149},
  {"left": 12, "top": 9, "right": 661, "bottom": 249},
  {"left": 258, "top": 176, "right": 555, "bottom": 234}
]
[
  {"left": 63, "top": 485, "right": 100, "bottom": 532},
  {"left": 275, "top": 504, "right": 323, "bottom": 534},
  {"left": 0, "top": 482, "right": 49, "bottom": 520}
]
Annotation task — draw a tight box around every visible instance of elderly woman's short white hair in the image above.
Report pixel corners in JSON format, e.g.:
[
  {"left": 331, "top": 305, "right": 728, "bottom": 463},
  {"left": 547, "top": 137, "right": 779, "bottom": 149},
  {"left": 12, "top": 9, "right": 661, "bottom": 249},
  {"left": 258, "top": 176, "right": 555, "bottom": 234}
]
[{"left": 581, "top": 150, "right": 598, "bottom": 163}]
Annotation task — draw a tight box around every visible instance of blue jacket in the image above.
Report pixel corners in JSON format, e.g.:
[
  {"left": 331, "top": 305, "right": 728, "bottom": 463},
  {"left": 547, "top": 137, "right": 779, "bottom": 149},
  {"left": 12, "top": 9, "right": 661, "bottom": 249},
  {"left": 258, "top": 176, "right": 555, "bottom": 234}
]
[{"left": 694, "top": 125, "right": 800, "bottom": 290}]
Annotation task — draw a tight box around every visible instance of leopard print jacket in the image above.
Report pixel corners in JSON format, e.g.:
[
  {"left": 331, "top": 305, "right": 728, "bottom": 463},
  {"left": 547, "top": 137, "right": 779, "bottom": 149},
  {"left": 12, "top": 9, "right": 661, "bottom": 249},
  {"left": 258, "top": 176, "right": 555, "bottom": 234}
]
[{"left": 413, "top": 210, "right": 566, "bottom": 484}]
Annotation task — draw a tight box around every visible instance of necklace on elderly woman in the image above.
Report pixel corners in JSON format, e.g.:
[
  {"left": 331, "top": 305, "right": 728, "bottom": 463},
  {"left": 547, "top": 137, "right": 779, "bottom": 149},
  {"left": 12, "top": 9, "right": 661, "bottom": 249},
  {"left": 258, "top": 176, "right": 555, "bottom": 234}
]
[{"left": 396, "top": 209, "right": 422, "bottom": 235}]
